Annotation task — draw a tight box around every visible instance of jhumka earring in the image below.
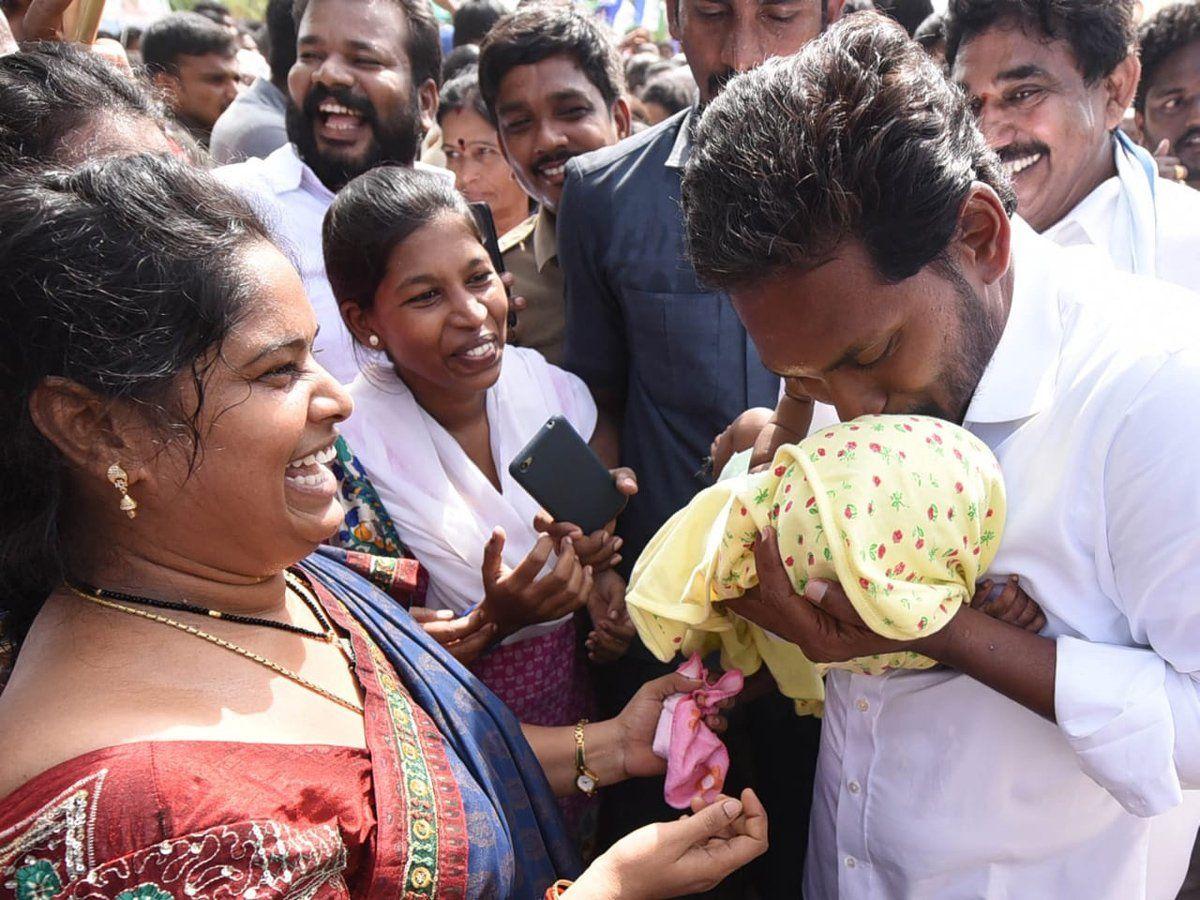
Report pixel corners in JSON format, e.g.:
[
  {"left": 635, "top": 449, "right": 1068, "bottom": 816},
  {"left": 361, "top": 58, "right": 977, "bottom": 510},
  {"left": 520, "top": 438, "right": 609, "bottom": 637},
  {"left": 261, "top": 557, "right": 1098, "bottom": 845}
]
[{"left": 107, "top": 463, "right": 138, "bottom": 519}]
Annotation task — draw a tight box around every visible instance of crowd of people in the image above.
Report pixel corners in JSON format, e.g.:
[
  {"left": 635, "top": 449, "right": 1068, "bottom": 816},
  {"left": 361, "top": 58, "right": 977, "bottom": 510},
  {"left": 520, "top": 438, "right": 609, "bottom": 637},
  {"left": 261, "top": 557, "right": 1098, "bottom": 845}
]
[{"left": 1, "top": 0, "right": 1200, "bottom": 896}]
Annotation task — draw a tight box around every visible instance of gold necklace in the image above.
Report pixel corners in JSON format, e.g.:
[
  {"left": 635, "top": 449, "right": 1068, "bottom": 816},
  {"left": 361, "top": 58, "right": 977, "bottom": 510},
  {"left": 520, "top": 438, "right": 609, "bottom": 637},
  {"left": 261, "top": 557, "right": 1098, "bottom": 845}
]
[{"left": 66, "top": 583, "right": 364, "bottom": 714}]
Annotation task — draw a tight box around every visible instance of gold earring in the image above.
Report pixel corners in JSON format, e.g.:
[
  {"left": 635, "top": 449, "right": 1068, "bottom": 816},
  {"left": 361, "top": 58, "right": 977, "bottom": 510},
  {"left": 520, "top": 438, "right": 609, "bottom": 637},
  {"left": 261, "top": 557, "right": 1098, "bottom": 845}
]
[
  {"left": 107, "top": 463, "right": 138, "bottom": 519},
  {"left": 368, "top": 334, "right": 381, "bottom": 348}
]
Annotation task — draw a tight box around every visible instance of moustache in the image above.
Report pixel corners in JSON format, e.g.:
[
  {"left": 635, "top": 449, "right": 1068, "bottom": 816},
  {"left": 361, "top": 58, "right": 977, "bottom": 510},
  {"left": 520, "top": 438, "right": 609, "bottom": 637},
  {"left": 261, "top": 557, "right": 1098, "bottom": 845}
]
[
  {"left": 996, "top": 141, "right": 1049, "bottom": 162},
  {"left": 301, "top": 84, "right": 377, "bottom": 125},
  {"left": 1177, "top": 126, "right": 1200, "bottom": 149},
  {"left": 532, "top": 148, "right": 576, "bottom": 173}
]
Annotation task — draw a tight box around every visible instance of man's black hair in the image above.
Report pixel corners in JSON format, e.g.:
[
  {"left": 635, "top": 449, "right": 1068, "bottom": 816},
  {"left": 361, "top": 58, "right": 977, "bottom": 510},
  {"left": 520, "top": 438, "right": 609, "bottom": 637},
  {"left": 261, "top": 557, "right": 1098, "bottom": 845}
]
[
  {"left": 263, "top": 0, "right": 298, "bottom": 86},
  {"left": 292, "top": 0, "right": 443, "bottom": 87},
  {"left": 1136, "top": 2, "right": 1200, "bottom": 113},
  {"left": 914, "top": 10, "right": 946, "bottom": 52},
  {"left": 641, "top": 68, "right": 695, "bottom": 114},
  {"left": 192, "top": 0, "right": 233, "bottom": 24},
  {"left": 875, "top": 0, "right": 933, "bottom": 34},
  {"left": 945, "top": 0, "right": 1136, "bottom": 85},
  {"left": 683, "top": 14, "right": 1015, "bottom": 289},
  {"left": 453, "top": 0, "right": 506, "bottom": 47},
  {"left": 141, "top": 11, "right": 238, "bottom": 75},
  {"left": 478, "top": 3, "right": 623, "bottom": 120}
]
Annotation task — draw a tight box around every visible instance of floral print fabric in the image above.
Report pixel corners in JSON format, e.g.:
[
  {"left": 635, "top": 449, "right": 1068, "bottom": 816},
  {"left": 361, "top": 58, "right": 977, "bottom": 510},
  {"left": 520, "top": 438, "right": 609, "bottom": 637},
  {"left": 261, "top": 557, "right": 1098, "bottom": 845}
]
[{"left": 626, "top": 415, "right": 1006, "bottom": 715}]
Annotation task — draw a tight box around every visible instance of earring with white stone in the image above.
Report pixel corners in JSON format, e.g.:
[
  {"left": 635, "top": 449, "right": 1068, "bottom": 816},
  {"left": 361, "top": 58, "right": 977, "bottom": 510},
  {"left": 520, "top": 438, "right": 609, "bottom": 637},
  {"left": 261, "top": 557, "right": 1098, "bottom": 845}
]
[
  {"left": 368, "top": 334, "right": 381, "bottom": 348},
  {"left": 107, "top": 463, "right": 138, "bottom": 519}
]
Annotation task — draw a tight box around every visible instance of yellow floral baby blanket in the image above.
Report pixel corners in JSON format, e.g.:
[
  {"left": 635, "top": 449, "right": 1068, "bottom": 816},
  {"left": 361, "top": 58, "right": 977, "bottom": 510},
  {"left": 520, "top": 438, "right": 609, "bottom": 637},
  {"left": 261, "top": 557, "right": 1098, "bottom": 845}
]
[{"left": 626, "top": 415, "right": 1006, "bottom": 715}]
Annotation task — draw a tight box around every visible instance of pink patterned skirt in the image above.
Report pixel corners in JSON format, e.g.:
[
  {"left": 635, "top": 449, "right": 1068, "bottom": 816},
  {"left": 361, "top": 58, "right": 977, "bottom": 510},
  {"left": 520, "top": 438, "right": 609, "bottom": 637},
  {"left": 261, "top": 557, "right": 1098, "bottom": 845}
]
[
  {"left": 468, "top": 618, "right": 593, "bottom": 726},
  {"left": 470, "top": 618, "right": 597, "bottom": 846}
]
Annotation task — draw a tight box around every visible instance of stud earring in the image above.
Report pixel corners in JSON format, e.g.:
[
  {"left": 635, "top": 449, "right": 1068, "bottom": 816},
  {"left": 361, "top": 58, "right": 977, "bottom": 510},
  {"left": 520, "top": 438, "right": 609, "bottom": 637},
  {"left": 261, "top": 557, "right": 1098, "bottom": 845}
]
[
  {"left": 107, "top": 463, "right": 138, "bottom": 519},
  {"left": 368, "top": 334, "right": 381, "bottom": 348}
]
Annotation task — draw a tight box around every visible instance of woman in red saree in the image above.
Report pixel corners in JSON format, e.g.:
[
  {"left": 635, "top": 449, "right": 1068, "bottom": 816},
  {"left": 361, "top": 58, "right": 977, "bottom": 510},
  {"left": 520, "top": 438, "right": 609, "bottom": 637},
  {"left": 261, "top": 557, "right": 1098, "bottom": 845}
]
[{"left": 0, "top": 155, "right": 766, "bottom": 899}]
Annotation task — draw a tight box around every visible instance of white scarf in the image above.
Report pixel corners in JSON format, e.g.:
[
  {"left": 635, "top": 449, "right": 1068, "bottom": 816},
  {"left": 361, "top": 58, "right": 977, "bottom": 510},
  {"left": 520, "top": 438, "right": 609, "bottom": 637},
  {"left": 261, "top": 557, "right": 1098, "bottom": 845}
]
[
  {"left": 1112, "top": 130, "right": 1160, "bottom": 279},
  {"left": 340, "top": 347, "right": 598, "bottom": 643}
]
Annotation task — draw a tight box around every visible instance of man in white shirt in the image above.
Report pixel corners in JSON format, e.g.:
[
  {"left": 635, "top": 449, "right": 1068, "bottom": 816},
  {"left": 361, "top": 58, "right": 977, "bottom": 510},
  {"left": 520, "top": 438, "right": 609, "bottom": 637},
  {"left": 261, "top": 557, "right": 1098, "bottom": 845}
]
[
  {"left": 682, "top": 15, "right": 1200, "bottom": 898},
  {"left": 947, "top": 0, "right": 1200, "bottom": 292},
  {"left": 1135, "top": 1, "right": 1200, "bottom": 194},
  {"left": 217, "top": 0, "right": 444, "bottom": 383}
]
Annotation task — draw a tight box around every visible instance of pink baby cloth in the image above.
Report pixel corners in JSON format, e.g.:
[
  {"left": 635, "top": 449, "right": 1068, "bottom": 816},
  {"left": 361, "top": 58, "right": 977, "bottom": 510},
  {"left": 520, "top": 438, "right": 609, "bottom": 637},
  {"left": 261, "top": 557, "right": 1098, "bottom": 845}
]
[{"left": 652, "top": 654, "right": 744, "bottom": 809}]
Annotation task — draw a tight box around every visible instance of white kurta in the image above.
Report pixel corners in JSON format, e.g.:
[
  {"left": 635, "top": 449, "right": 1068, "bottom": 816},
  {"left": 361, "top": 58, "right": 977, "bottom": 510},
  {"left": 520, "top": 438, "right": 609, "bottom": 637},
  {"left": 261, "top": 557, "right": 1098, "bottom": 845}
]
[
  {"left": 339, "top": 347, "right": 597, "bottom": 645},
  {"left": 1043, "top": 135, "right": 1200, "bottom": 293},
  {"left": 805, "top": 219, "right": 1200, "bottom": 899}
]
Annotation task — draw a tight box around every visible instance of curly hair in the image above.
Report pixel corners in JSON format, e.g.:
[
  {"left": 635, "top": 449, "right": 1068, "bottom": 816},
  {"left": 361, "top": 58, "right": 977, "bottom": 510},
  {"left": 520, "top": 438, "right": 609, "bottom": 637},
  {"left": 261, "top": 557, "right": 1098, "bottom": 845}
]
[
  {"left": 682, "top": 13, "right": 1014, "bottom": 291},
  {"left": 478, "top": 3, "right": 624, "bottom": 121},
  {"left": 945, "top": 0, "right": 1136, "bottom": 85},
  {"left": 0, "top": 154, "right": 272, "bottom": 645},
  {"left": 1136, "top": 2, "right": 1200, "bottom": 113}
]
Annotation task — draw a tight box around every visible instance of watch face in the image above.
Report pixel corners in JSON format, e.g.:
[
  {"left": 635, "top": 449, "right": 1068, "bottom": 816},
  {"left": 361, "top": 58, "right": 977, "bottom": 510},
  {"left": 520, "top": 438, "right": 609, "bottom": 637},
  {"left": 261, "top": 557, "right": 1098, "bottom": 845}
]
[{"left": 576, "top": 773, "right": 596, "bottom": 794}]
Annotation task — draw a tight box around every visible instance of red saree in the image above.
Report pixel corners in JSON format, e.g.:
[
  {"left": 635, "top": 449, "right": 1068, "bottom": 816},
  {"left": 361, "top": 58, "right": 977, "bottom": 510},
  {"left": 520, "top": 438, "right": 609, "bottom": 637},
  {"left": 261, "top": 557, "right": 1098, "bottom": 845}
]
[{"left": 0, "top": 585, "right": 499, "bottom": 899}]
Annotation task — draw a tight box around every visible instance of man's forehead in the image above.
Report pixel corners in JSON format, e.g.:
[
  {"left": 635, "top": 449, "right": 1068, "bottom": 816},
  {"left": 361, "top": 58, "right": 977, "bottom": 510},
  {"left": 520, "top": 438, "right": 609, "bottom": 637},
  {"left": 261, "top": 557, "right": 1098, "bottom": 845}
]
[
  {"left": 732, "top": 257, "right": 893, "bottom": 372},
  {"left": 1147, "top": 40, "right": 1200, "bottom": 93},
  {"left": 499, "top": 55, "right": 596, "bottom": 97},
  {"left": 300, "top": 0, "right": 407, "bottom": 44},
  {"left": 178, "top": 52, "right": 239, "bottom": 71},
  {"left": 954, "top": 23, "right": 1075, "bottom": 86}
]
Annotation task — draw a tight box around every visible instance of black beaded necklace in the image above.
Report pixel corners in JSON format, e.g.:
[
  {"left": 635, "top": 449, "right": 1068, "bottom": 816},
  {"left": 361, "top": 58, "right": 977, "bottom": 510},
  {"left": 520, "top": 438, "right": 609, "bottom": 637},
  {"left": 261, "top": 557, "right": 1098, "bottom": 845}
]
[{"left": 67, "top": 571, "right": 343, "bottom": 649}]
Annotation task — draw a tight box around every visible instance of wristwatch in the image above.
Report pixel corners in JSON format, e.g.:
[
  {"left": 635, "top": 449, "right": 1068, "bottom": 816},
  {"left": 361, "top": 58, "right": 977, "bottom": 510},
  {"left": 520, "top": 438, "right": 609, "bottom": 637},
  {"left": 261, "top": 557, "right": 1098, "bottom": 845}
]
[{"left": 574, "top": 720, "right": 598, "bottom": 797}]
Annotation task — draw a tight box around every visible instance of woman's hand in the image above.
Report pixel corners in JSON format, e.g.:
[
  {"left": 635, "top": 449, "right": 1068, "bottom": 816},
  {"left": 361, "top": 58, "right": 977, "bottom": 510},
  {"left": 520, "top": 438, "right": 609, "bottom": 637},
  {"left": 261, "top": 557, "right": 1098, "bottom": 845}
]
[
  {"left": 612, "top": 671, "right": 729, "bottom": 780},
  {"left": 585, "top": 570, "right": 636, "bottom": 664},
  {"left": 409, "top": 606, "right": 497, "bottom": 665},
  {"left": 533, "top": 468, "right": 638, "bottom": 572},
  {"left": 479, "top": 527, "right": 594, "bottom": 638},
  {"left": 566, "top": 789, "right": 769, "bottom": 899}
]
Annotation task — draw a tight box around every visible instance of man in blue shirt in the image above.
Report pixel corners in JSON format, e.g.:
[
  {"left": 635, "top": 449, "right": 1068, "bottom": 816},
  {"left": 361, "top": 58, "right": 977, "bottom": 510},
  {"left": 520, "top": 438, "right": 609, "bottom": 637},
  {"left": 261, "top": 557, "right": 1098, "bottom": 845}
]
[{"left": 557, "top": 0, "right": 845, "bottom": 890}]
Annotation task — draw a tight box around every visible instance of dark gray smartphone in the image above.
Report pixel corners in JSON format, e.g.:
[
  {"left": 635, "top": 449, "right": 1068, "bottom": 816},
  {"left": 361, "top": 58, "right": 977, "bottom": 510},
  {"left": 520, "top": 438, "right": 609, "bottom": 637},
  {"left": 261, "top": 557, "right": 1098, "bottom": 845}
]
[
  {"left": 509, "top": 416, "right": 627, "bottom": 534},
  {"left": 469, "top": 201, "right": 516, "bottom": 328}
]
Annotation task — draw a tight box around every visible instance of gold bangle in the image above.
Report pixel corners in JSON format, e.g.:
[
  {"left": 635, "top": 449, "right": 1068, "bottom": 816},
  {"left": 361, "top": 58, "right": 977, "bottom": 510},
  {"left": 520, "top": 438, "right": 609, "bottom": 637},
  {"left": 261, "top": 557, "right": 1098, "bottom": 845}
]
[{"left": 573, "top": 719, "right": 598, "bottom": 797}]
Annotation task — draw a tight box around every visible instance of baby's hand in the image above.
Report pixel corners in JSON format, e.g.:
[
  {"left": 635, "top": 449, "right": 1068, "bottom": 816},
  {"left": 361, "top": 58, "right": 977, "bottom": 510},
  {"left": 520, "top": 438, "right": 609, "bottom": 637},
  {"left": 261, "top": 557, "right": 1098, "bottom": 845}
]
[{"left": 971, "top": 576, "right": 1046, "bottom": 633}]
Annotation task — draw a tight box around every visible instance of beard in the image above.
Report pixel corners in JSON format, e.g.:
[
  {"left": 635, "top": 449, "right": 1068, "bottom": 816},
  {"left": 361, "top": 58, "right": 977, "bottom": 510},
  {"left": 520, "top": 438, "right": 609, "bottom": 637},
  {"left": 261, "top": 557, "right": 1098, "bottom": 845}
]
[
  {"left": 286, "top": 83, "right": 424, "bottom": 193},
  {"left": 905, "top": 262, "right": 1004, "bottom": 425}
]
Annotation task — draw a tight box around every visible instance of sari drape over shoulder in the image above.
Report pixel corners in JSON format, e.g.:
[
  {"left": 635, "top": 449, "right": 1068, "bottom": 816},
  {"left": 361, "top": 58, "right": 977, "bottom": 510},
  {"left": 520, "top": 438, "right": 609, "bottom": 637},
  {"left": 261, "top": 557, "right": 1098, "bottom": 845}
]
[{"left": 0, "top": 550, "right": 577, "bottom": 899}]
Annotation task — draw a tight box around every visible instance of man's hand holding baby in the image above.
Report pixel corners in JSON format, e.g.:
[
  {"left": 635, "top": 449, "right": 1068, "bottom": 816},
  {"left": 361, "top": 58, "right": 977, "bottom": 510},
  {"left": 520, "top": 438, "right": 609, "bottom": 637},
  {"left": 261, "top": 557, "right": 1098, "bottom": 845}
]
[{"left": 726, "top": 527, "right": 1047, "bottom": 665}]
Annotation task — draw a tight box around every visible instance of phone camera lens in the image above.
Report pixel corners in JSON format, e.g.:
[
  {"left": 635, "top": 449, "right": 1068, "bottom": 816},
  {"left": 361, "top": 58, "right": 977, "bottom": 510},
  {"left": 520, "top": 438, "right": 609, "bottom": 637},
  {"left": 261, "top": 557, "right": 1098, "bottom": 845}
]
[{"left": 519, "top": 458, "right": 532, "bottom": 472}]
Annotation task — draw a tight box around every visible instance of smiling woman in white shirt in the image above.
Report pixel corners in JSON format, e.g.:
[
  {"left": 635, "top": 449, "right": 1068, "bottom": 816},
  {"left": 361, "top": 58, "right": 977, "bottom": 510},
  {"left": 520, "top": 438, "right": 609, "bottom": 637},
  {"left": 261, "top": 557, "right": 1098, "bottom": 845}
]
[{"left": 682, "top": 17, "right": 1200, "bottom": 899}]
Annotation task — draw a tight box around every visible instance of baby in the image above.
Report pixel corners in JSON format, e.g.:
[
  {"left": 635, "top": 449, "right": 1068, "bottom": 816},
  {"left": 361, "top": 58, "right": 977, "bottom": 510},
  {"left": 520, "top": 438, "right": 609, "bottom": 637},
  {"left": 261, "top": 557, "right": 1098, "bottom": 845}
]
[{"left": 628, "top": 414, "right": 1039, "bottom": 715}]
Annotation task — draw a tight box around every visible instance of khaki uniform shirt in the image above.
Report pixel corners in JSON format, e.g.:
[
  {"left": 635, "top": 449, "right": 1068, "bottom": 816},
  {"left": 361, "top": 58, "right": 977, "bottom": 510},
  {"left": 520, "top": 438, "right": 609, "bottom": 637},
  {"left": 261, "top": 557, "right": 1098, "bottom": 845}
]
[{"left": 501, "top": 207, "right": 565, "bottom": 366}]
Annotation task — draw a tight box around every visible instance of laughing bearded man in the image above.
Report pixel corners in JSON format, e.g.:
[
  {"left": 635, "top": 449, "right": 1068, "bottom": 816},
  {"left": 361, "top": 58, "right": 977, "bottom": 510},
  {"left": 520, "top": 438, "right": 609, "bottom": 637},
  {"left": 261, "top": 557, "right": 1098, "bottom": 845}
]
[{"left": 218, "top": 0, "right": 446, "bottom": 383}]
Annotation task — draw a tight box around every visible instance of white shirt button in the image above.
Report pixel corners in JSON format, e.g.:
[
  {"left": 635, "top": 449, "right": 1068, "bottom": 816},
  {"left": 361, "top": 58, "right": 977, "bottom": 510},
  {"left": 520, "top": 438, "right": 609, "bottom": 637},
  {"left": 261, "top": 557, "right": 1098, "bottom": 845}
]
[
  {"left": 856, "top": 698, "right": 870, "bottom": 712},
  {"left": 845, "top": 856, "right": 857, "bottom": 869},
  {"left": 848, "top": 780, "right": 861, "bottom": 794}
]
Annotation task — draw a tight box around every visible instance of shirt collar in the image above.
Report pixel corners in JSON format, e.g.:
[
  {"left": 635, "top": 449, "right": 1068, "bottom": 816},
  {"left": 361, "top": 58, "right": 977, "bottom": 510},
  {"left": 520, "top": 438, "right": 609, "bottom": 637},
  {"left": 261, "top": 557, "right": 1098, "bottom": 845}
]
[
  {"left": 963, "top": 217, "right": 1064, "bottom": 425},
  {"left": 665, "top": 106, "right": 695, "bottom": 171},
  {"left": 259, "top": 146, "right": 451, "bottom": 200},
  {"left": 533, "top": 205, "right": 557, "bottom": 271},
  {"left": 259, "top": 142, "right": 333, "bottom": 201},
  {"left": 1042, "top": 173, "right": 1123, "bottom": 253}
]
